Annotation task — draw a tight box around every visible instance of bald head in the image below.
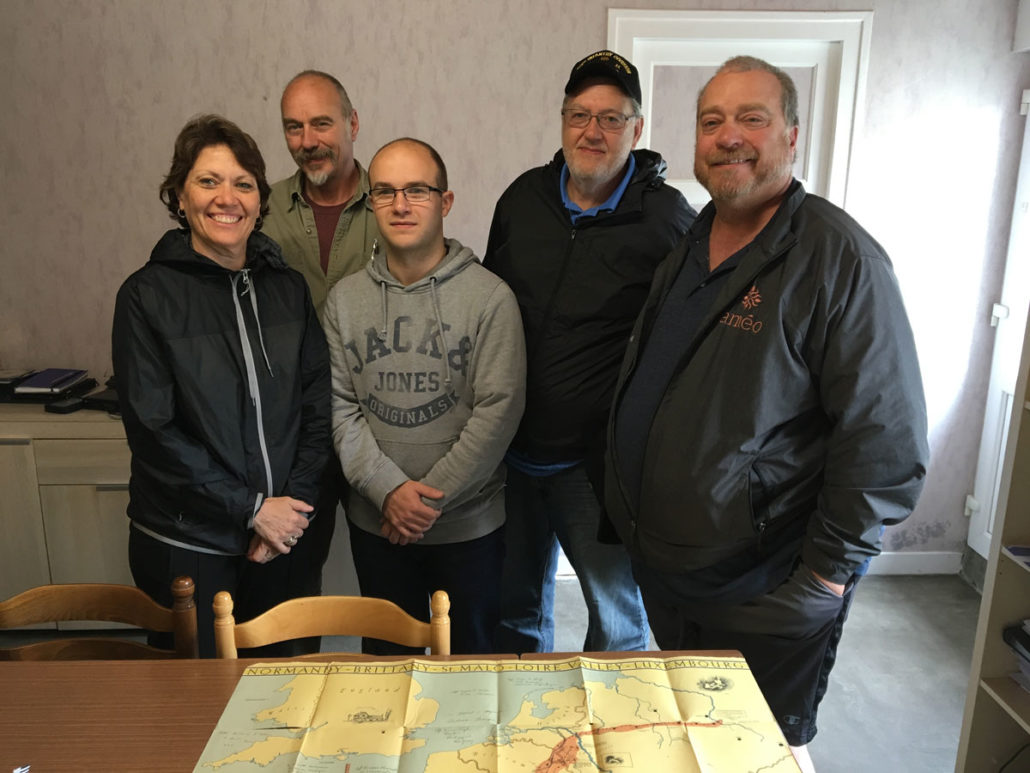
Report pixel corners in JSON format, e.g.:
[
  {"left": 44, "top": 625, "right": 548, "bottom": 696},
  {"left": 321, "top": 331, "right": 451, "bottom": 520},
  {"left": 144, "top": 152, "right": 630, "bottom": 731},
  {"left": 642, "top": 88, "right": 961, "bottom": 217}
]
[
  {"left": 282, "top": 70, "right": 353, "bottom": 117},
  {"left": 371, "top": 137, "right": 448, "bottom": 191}
]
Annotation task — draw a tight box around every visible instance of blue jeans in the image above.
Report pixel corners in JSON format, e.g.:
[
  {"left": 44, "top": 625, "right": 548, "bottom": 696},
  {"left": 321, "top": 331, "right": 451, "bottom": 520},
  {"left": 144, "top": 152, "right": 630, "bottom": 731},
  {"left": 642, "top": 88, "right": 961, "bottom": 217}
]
[{"left": 495, "top": 465, "right": 649, "bottom": 653}]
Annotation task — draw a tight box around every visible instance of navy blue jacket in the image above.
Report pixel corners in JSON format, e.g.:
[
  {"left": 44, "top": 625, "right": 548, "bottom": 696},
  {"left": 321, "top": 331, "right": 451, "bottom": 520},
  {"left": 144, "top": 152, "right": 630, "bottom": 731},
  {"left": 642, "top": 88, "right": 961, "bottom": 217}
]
[{"left": 484, "top": 148, "right": 695, "bottom": 465}]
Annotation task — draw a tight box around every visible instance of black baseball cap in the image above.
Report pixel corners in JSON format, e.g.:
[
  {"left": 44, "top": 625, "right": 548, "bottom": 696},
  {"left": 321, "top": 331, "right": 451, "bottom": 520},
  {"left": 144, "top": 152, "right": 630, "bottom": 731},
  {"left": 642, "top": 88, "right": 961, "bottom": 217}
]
[{"left": 564, "top": 50, "right": 642, "bottom": 104}]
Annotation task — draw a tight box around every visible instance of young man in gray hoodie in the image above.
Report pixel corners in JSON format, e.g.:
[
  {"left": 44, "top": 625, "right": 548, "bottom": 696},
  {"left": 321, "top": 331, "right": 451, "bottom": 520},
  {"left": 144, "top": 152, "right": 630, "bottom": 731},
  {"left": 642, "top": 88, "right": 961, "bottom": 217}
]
[{"left": 324, "top": 138, "right": 526, "bottom": 654}]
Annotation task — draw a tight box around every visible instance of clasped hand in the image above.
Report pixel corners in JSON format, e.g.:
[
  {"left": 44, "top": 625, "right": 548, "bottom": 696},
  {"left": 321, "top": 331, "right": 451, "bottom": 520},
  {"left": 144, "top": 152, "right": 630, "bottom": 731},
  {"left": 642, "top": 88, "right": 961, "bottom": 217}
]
[
  {"left": 380, "top": 480, "right": 444, "bottom": 545},
  {"left": 248, "top": 496, "right": 313, "bottom": 563}
]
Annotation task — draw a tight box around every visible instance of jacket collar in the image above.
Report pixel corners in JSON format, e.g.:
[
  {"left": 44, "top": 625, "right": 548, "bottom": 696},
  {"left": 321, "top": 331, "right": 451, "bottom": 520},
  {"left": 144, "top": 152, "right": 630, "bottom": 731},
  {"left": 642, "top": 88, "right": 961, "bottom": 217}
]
[
  {"left": 687, "top": 178, "right": 805, "bottom": 278},
  {"left": 546, "top": 148, "right": 670, "bottom": 218},
  {"left": 365, "top": 238, "right": 477, "bottom": 291},
  {"left": 644, "top": 179, "right": 806, "bottom": 356},
  {"left": 149, "top": 228, "right": 288, "bottom": 273}
]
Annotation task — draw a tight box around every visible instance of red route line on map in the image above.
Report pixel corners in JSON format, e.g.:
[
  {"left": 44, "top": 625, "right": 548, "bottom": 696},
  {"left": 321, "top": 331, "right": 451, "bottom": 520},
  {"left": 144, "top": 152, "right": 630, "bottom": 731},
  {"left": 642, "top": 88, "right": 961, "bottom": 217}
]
[{"left": 534, "top": 720, "right": 722, "bottom": 773}]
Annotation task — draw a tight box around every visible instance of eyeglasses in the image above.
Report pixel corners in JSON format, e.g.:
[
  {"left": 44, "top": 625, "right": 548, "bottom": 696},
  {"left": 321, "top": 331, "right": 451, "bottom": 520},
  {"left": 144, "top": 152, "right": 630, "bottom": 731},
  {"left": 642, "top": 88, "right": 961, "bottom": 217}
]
[
  {"left": 561, "top": 109, "right": 638, "bottom": 133},
  {"left": 367, "top": 185, "right": 443, "bottom": 208}
]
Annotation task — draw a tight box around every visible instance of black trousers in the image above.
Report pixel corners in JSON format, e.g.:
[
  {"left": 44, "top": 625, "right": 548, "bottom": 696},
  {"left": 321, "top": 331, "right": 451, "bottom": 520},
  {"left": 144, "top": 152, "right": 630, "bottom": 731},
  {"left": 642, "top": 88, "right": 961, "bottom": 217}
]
[
  {"left": 348, "top": 520, "right": 504, "bottom": 655},
  {"left": 128, "top": 460, "right": 343, "bottom": 657},
  {"left": 640, "top": 562, "right": 858, "bottom": 746},
  {"left": 239, "top": 459, "right": 343, "bottom": 655},
  {"left": 129, "top": 526, "right": 246, "bottom": 658}
]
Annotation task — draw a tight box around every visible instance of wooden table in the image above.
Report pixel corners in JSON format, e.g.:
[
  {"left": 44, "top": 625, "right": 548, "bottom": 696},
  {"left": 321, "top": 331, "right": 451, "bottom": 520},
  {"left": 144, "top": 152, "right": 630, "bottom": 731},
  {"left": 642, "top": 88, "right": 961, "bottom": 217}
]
[
  {"left": 0, "top": 651, "right": 746, "bottom": 772},
  {"left": 1, "top": 658, "right": 252, "bottom": 771},
  {"left": 0, "top": 654, "right": 521, "bottom": 771}
]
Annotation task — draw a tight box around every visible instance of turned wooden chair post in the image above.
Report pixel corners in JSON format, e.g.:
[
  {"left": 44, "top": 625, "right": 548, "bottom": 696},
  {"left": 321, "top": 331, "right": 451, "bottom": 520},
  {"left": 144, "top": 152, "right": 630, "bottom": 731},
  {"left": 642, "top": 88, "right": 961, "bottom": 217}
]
[
  {"left": 171, "top": 576, "right": 199, "bottom": 659},
  {"left": 212, "top": 591, "right": 238, "bottom": 659},
  {"left": 430, "top": 590, "right": 451, "bottom": 656}
]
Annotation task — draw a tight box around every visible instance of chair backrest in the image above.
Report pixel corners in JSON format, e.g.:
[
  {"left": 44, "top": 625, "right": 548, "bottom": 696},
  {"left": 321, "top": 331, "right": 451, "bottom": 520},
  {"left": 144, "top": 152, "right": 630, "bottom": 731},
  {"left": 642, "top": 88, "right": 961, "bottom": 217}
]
[
  {"left": 0, "top": 576, "right": 198, "bottom": 660},
  {"left": 212, "top": 590, "right": 450, "bottom": 658}
]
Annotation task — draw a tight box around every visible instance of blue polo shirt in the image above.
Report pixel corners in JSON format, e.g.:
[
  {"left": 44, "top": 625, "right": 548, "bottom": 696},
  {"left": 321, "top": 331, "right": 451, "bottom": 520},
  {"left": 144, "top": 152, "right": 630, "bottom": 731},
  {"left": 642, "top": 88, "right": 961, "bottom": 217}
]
[{"left": 559, "top": 154, "right": 637, "bottom": 224}]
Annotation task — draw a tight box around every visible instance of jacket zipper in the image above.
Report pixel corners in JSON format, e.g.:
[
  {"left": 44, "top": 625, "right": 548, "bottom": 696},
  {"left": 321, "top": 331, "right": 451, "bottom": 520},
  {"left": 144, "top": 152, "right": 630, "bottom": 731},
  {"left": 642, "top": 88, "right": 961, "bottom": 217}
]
[{"left": 231, "top": 271, "right": 275, "bottom": 496}]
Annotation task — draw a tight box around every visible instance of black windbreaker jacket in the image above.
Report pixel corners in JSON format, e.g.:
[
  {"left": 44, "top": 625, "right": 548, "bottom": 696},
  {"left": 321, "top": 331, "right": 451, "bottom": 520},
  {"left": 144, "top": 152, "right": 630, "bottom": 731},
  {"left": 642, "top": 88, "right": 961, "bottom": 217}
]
[
  {"left": 112, "top": 229, "right": 330, "bottom": 555},
  {"left": 605, "top": 182, "right": 928, "bottom": 585},
  {"left": 483, "top": 149, "right": 696, "bottom": 466}
]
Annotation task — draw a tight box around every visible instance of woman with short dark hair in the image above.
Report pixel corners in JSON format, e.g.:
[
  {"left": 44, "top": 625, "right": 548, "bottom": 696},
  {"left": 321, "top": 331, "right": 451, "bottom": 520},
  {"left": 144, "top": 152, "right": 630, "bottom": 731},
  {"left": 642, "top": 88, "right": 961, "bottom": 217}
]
[{"left": 113, "top": 115, "right": 330, "bottom": 656}]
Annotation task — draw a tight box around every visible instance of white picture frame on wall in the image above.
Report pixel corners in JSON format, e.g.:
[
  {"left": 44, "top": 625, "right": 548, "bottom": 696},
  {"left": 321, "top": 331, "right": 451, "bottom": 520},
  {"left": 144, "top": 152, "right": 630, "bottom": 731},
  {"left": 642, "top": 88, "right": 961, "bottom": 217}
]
[{"left": 608, "top": 10, "right": 873, "bottom": 208}]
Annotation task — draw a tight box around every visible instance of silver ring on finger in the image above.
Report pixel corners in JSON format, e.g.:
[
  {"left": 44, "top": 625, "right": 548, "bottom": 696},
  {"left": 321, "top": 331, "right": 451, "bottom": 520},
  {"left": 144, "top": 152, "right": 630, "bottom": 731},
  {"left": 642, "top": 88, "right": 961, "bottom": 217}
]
[{"left": 285, "top": 535, "right": 298, "bottom": 547}]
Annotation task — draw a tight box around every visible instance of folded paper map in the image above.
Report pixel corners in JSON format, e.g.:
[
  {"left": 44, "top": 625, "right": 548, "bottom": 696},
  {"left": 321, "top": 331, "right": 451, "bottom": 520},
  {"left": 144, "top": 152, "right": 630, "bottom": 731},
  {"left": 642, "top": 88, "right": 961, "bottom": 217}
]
[{"left": 195, "top": 655, "right": 800, "bottom": 772}]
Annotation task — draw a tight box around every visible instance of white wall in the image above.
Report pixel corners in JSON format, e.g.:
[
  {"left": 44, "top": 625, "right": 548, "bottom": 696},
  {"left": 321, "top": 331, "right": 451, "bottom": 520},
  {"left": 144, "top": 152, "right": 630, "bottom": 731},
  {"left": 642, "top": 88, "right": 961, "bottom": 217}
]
[{"left": 1, "top": 0, "right": 1027, "bottom": 562}]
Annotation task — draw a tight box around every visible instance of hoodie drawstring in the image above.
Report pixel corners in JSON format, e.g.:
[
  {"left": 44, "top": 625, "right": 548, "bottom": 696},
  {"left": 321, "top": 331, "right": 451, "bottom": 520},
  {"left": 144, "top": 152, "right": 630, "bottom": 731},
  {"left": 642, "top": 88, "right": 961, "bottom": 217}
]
[
  {"left": 370, "top": 238, "right": 459, "bottom": 387},
  {"left": 372, "top": 239, "right": 391, "bottom": 342},
  {"left": 429, "top": 276, "right": 452, "bottom": 387}
]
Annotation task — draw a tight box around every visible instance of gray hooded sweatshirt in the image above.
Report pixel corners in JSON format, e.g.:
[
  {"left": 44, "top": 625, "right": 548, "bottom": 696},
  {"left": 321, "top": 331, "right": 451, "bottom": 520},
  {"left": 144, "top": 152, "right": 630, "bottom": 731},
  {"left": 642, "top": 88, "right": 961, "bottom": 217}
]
[{"left": 325, "top": 238, "right": 526, "bottom": 544}]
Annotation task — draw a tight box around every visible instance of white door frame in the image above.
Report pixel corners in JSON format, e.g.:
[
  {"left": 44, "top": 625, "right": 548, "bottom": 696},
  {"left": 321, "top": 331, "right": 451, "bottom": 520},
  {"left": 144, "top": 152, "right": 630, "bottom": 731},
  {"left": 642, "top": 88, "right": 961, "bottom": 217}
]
[
  {"left": 608, "top": 9, "right": 873, "bottom": 208},
  {"left": 967, "top": 96, "right": 1030, "bottom": 557}
]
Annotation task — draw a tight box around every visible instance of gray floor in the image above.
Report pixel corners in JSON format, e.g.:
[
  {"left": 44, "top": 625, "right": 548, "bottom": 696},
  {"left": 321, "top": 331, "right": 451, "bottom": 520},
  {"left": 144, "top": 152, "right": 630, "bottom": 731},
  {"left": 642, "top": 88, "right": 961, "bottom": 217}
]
[
  {"left": 552, "top": 573, "right": 981, "bottom": 773},
  {"left": 811, "top": 575, "right": 980, "bottom": 773}
]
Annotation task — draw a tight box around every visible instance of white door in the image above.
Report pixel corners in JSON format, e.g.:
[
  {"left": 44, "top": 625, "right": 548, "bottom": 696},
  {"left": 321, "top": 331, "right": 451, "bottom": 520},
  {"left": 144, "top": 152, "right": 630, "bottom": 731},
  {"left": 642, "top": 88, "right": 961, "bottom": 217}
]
[
  {"left": 608, "top": 10, "right": 873, "bottom": 208},
  {"left": 968, "top": 101, "right": 1030, "bottom": 557}
]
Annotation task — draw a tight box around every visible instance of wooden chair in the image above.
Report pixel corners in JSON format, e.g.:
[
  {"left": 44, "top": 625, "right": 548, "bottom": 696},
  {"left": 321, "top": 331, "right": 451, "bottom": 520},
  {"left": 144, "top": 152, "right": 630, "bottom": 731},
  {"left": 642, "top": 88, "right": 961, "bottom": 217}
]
[
  {"left": 0, "top": 576, "right": 198, "bottom": 660},
  {"left": 213, "top": 589, "right": 450, "bottom": 658}
]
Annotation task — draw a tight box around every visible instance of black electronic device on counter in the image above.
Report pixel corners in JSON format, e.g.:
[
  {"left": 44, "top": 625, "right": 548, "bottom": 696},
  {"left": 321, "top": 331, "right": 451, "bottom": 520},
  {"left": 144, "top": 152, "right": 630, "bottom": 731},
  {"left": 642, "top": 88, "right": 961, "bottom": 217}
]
[
  {"left": 82, "top": 387, "right": 120, "bottom": 414},
  {"left": 45, "top": 396, "right": 86, "bottom": 414}
]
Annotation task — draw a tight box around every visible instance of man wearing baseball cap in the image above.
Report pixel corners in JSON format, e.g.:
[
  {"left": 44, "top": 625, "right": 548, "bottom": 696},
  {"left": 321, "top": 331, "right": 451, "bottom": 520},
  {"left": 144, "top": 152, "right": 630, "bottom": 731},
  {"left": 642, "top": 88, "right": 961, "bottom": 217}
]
[{"left": 484, "top": 50, "right": 696, "bottom": 654}]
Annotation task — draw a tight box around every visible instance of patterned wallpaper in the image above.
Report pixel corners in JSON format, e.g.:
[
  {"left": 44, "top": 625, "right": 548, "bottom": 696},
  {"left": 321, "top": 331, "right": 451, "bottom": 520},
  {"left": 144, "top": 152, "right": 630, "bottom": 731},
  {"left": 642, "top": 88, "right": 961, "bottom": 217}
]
[{"left": 1, "top": 0, "right": 1028, "bottom": 556}]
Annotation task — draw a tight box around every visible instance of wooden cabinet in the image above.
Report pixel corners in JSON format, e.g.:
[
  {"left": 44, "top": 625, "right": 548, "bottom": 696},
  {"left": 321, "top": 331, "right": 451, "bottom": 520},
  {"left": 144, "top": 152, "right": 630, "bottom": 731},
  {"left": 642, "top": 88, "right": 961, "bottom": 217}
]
[
  {"left": 0, "top": 437, "right": 51, "bottom": 599},
  {"left": 0, "top": 403, "right": 360, "bottom": 626},
  {"left": 957, "top": 314, "right": 1030, "bottom": 770},
  {"left": 0, "top": 405, "right": 132, "bottom": 622}
]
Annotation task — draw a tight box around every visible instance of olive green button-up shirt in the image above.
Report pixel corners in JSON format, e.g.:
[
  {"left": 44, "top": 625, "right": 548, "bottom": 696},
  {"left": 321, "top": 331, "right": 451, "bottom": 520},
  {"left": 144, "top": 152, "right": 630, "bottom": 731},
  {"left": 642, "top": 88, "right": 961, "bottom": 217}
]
[{"left": 263, "top": 163, "right": 380, "bottom": 320}]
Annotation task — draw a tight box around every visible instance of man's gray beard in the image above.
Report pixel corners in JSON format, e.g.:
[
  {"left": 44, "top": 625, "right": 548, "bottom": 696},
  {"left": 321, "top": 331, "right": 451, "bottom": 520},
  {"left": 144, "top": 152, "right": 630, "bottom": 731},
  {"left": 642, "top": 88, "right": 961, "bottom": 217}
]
[
  {"left": 565, "top": 161, "right": 626, "bottom": 202},
  {"left": 292, "top": 148, "right": 335, "bottom": 188},
  {"left": 697, "top": 156, "right": 794, "bottom": 202},
  {"left": 304, "top": 167, "right": 331, "bottom": 187}
]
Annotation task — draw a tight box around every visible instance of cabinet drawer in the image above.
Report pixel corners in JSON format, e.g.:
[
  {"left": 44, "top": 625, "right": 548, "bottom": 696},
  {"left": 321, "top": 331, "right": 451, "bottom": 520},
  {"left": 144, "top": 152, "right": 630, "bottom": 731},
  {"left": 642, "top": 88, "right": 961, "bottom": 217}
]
[{"left": 33, "top": 439, "right": 131, "bottom": 485}]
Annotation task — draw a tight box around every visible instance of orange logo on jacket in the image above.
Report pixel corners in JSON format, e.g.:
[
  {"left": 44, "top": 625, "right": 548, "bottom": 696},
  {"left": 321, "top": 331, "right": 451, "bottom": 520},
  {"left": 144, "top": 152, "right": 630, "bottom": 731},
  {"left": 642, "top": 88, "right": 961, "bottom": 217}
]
[
  {"left": 718, "top": 285, "right": 764, "bottom": 334},
  {"left": 741, "top": 285, "right": 762, "bottom": 309}
]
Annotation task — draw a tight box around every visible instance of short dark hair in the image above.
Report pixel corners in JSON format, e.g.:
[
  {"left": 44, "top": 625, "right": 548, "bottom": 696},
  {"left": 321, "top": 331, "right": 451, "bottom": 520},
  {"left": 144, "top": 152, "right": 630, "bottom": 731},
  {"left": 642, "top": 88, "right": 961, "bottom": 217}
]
[
  {"left": 698, "top": 55, "right": 800, "bottom": 129},
  {"left": 370, "top": 137, "right": 448, "bottom": 191},
  {"left": 159, "top": 115, "right": 271, "bottom": 229},
  {"left": 284, "top": 70, "right": 354, "bottom": 117}
]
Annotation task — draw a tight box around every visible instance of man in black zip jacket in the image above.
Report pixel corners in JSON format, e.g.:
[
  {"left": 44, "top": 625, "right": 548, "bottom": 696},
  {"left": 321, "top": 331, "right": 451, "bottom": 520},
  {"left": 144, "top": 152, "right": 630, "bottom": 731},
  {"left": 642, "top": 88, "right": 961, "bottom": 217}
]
[
  {"left": 484, "top": 50, "right": 695, "bottom": 654},
  {"left": 605, "top": 56, "right": 928, "bottom": 770}
]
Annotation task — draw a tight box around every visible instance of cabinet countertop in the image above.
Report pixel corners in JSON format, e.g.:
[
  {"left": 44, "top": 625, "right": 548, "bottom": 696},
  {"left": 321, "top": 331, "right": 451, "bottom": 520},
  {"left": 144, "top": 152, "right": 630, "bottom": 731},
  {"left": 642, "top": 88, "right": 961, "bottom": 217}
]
[{"left": 0, "top": 403, "right": 126, "bottom": 439}]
